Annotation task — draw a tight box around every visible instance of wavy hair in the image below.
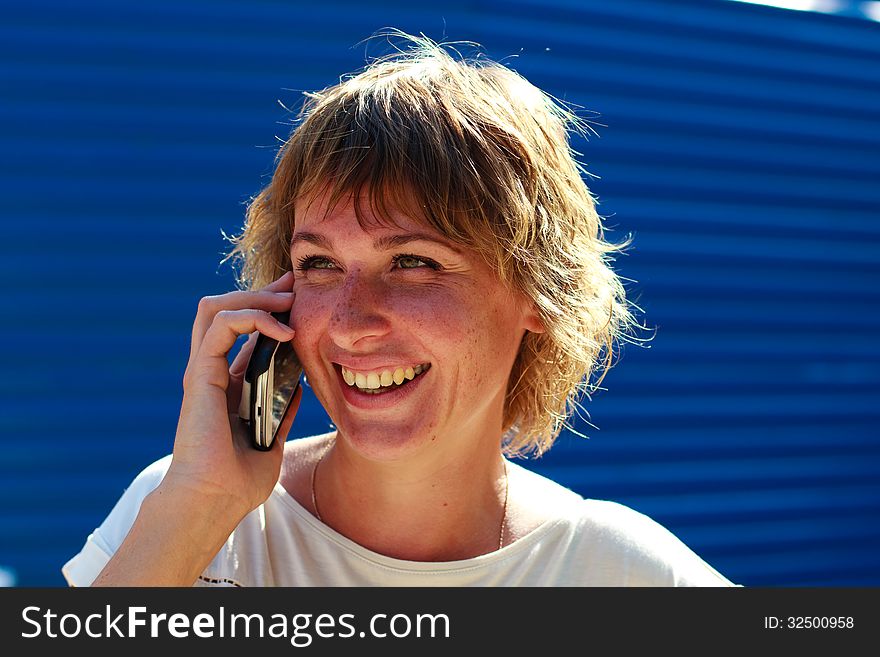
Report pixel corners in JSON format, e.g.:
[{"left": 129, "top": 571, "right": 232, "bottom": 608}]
[{"left": 226, "top": 31, "right": 644, "bottom": 457}]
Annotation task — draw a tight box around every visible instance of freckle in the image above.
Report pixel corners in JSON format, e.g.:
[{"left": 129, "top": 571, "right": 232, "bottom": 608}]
[{"left": 442, "top": 502, "right": 448, "bottom": 507}]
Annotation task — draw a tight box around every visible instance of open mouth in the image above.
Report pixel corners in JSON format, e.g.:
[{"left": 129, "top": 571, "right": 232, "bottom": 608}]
[{"left": 334, "top": 363, "right": 432, "bottom": 396}]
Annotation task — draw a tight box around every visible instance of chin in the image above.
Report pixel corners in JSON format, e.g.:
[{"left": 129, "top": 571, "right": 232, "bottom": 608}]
[{"left": 333, "top": 418, "right": 436, "bottom": 463}]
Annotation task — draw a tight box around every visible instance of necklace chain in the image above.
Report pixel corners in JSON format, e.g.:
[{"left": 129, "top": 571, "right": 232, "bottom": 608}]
[
  {"left": 498, "top": 458, "right": 509, "bottom": 550},
  {"left": 309, "top": 440, "right": 332, "bottom": 524},
  {"left": 310, "top": 442, "right": 510, "bottom": 551}
]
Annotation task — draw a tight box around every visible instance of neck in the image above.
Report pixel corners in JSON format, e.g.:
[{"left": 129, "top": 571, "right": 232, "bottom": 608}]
[{"left": 312, "top": 435, "right": 509, "bottom": 561}]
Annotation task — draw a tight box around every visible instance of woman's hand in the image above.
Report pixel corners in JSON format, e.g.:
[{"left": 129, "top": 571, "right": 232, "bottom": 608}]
[
  {"left": 93, "top": 273, "right": 302, "bottom": 586},
  {"left": 162, "top": 271, "right": 302, "bottom": 519},
  {"left": 92, "top": 272, "right": 302, "bottom": 586}
]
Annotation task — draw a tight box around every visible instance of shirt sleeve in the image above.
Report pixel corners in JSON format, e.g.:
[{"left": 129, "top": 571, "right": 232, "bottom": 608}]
[{"left": 61, "top": 455, "right": 173, "bottom": 586}]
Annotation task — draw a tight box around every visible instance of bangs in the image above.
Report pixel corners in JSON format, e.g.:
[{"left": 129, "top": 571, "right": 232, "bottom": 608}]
[{"left": 279, "top": 65, "right": 504, "bottom": 252}]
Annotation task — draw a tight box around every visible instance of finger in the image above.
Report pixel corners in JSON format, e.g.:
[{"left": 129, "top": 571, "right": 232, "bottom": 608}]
[
  {"left": 263, "top": 270, "right": 294, "bottom": 293},
  {"left": 188, "top": 287, "right": 294, "bottom": 370},
  {"left": 186, "top": 309, "right": 295, "bottom": 392},
  {"left": 230, "top": 332, "right": 259, "bottom": 379},
  {"left": 227, "top": 332, "right": 259, "bottom": 414},
  {"left": 274, "top": 384, "right": 304, "bottom": 448},
  {"left": 188, "top": 272, "right": 293, "bottom": 366}
]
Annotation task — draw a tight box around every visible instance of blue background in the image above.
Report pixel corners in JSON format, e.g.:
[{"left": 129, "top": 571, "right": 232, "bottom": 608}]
[{"left": 2, "top": 0, "right": 879, "bottom": 586}]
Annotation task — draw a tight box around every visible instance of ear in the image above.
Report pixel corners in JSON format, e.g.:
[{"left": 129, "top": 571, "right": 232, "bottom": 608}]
[
  {"left": 508, "top": 287, "right": 545, "bottom": 334},
  {"left": 521, "top": 301, "right": 545, "bottom": 334}
]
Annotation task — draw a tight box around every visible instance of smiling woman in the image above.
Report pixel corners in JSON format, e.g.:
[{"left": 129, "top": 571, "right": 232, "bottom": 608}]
[{"left": 61, "top": 31, "right": 737, "bottom": 587}]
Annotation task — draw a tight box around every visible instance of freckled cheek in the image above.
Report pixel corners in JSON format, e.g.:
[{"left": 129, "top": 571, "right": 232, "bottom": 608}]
[
  {"left": 400, "top": 295, "right": 469, "bottom": 342},
  {"left": 464, "top": 305, "right": 522, "bottom": 384},
  {"left": 289, "top": 292, "right": 335, "bottom": 359},
  {"left": 434, "top": 300, "right": 501, "bottom": 389}
]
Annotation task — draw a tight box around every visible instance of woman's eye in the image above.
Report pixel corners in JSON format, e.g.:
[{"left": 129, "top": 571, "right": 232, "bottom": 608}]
[
  {"left": 393, "top": 254, "right": 437, "bottom": 269},
  {"left": 394, "top": 256, "right": 425, "bottom": 269},
  {"left": 296, "top": 255, "right": 336, "bottom": 270}
]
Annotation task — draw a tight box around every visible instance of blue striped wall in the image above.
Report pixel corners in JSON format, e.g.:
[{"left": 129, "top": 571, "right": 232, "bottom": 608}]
[{"left": 2, "top": 0, "right": 878, "bottom": 586}]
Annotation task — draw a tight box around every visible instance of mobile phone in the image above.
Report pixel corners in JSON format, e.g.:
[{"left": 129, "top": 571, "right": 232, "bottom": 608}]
[{"left": 238, "top": 311, "right": 303, "bottom": 451}]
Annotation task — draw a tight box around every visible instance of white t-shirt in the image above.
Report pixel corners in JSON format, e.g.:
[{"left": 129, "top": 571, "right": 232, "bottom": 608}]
[{"left": 62, "top": 454, "right": 736, "bottom": 587}]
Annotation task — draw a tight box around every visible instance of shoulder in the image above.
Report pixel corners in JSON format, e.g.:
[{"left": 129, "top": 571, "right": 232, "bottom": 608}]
[
  {"left": 571, "top": 499, "right": 677, "bottom": 548},
  {"left": 567, "top": 499, "right": 736, "bottom": 586},
  {"left": 504, "top": 462, "right": 583, "bottom": 541},
  {"left": 62, "top": 454, "right": 173, "bottom": 586},
  {"left": 100, "top": 454, "right": 174, "bottom": 524},
  {"left": 105, "top": 455, "right": 174, "bottom": 526},
  {"left": 129, "top": 454, "right": 174, "bottom": 491}
]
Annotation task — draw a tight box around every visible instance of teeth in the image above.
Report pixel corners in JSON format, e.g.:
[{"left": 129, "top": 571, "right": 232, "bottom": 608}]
[{"left": 341, "top": 363, "right": 430, "bottom": 390}]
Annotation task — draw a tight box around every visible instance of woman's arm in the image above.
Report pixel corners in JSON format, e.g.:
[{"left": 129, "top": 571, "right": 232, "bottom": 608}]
[{"left": 91, "top": 481, "right": 247, "bottom": 587}]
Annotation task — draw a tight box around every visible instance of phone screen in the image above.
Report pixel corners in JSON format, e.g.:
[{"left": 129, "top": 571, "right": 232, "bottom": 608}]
[{"left": 267, "top": 340, "right": 300, "bottom": 441}]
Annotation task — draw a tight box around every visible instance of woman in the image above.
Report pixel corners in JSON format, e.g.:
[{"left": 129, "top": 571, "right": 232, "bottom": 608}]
[{"left": 63, "top": 34, "right": 735, "bottom": 586}]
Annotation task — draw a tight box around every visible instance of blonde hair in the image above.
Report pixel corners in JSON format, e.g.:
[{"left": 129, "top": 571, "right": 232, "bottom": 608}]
[{"left": 227, "top": 31, "right": 643, "bottom": 458}]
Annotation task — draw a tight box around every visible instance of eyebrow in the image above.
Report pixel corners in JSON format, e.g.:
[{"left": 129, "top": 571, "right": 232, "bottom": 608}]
[{"left": 290, "top": 231, "right": 464, "bottom": 255}]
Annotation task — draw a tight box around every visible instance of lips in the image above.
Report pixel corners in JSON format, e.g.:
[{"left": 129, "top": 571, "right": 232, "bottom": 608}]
[{"left": 333, "top": 362, "right": 430, "bottom": 410}]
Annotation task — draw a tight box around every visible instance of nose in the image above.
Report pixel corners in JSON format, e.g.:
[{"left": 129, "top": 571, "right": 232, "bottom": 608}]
[{"left": 327, "top": 270, "right": 394, "bottom": 349}]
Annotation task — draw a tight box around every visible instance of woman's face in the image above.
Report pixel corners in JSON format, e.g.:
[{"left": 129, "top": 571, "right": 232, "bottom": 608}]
[{"left": 289, "top": 193, "right": 542, "bottom": 462}]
